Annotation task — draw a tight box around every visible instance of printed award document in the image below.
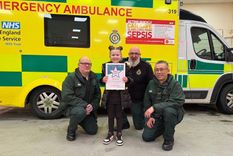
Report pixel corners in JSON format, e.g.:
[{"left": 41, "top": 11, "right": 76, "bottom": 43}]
[{"left": 106, "top": 63, "right": 125, "bottom": 90}]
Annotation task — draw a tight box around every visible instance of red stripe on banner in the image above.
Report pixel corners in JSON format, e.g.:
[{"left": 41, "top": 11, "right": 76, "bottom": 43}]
[
  {"left": 126, "top": 38, "right": 174, "bottom": 45},
  {"left": 126, "top": 19, "right": 175, "bottom": 25},
  {"left": 152, "top": 20, "right": 175, "bottom": 25},
  {"left": 126, "top": 38, "right": 164, "bottom": 44}
]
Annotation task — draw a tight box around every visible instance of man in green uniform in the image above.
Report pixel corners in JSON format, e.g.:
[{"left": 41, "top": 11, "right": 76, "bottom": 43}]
[
  {"left": 61, "top": 56, "right": 101, "bottom": 141},
  {"left": 142, "top": 60, "right": 185, "bottom": 151}
]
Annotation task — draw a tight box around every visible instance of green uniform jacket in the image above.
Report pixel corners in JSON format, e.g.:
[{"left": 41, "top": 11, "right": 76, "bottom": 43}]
[
  {"left": 61, "top": 68, "right": 101, "bottom": 116},
  {"left": 144, "top": 74, "right": 185, "bottom": 116}
]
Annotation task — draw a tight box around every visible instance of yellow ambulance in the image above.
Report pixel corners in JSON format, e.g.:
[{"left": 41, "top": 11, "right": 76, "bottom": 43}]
[{"left": 0, "top": 0, "right": 232, "bottom": 118}]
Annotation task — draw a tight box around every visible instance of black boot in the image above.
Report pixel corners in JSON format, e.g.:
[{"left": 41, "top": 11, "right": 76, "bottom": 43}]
[
  {"left": 66, "top": 128, "right": 76, "bottom": 141},
  {"left": 162, "top": 140, "right": 174, "bottom": 151}
]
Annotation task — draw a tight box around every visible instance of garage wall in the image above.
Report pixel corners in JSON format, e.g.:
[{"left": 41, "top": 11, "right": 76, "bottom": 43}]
[{"left": 181, "top": 2, "right": 233, "bottom": 47}]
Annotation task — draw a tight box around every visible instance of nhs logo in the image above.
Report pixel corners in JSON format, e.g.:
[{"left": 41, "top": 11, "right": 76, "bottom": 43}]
[{"left": 2, "top": 21, "right": 20, "bottom": 29}]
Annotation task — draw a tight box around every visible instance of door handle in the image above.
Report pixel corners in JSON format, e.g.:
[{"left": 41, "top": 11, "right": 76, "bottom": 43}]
[{"left": 190, "top": 59, "right": 196, "bottom": 69}]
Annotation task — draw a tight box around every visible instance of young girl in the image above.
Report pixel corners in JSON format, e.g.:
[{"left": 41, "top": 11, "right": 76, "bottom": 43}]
[{"left": 101, "top": 46, "right": 132, "bottom": 146}]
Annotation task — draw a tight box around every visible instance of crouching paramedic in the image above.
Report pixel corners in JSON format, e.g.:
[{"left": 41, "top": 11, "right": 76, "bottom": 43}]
[
  {"left": 61, "top": 56, "right": 101, "bottom": 141},
  {"left": 142, "top": 60, "right": 185, "bottom": 151}
]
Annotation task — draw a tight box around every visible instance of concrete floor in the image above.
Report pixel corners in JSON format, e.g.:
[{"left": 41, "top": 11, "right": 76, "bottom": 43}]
[{"left": 0, "top": 105, "right": 233, "bottom": 156}]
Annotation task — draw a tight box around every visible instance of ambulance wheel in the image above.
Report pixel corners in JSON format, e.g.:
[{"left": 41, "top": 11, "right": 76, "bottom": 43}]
[
  {"left": 30, "top": 87, "right": 63, "bottom": 119},
  {"left": 217, "top": 84, "right": 233, "bottom": 114}
]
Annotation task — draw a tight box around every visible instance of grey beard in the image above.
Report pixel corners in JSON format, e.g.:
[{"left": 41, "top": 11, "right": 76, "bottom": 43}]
[{"left": 128, "top": 58, "right": 140, "bottom": 67}]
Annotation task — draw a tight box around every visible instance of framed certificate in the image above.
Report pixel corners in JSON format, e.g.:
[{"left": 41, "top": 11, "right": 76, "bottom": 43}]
[{"left": 106, "top": 63, "right": 125, "bottom": 90}]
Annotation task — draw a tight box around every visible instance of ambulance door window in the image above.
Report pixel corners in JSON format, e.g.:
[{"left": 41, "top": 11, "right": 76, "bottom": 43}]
[
  {"left": 44, "top": 14, "right": 90, "bottom": 48},
  {"left": 211, "top": 34, "right": 225, "bottom": 61},
  {"left": 191, "top": 27, "right": 212, "bottom": 60}
]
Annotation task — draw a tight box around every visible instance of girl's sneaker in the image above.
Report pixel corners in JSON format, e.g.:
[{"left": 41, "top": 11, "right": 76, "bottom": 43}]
[
  {"left": 116, "top": 132, "right": 124, "bottom": 146},
  {"left": 103, "top": 132, "right": 114, "bottom": 145}
]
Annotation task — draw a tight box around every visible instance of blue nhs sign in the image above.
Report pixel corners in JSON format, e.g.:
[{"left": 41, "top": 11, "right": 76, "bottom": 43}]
[{"left": 2, "top": 21, "right": 20, "bottom": 29}]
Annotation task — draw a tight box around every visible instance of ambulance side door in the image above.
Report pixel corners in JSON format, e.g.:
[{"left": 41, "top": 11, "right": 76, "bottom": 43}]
[{"left": 186, "top": 22, "right": 228, "bottom": 103}]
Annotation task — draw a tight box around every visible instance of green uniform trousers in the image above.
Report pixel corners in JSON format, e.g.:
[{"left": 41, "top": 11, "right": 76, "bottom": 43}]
[
  {"left": 68, "top": 106, "right": 98, "bottom": 135},
  {"left": 122, "top": 101, "right": 144, "bottom": 130},
  {"left": 131, "top": 101, "right": 145, "bottom": 130},
  {"left": 142, "top": 107, "right": 183, "bottom": 142}
]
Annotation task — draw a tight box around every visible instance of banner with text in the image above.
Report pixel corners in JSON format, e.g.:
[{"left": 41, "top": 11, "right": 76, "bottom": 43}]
[{"left": 126, "top": 19, "right": 175, "bottom": 45}]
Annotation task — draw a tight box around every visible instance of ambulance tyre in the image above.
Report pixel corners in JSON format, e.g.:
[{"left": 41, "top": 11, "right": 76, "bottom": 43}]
[
  {"left": 217, "top": 84, "right": 233, "bottom": 114},
  {"left": 30, "top": 87, "right": 63, "bottom": 119}
]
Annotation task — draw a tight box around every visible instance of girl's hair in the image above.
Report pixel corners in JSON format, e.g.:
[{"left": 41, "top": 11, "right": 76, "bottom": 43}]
[{"left": 108, "top": 45, "right": 123, "bottom": 51}]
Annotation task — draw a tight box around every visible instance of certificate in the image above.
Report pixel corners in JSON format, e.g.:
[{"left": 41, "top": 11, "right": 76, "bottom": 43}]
[{"left": 106, "top": 63, "right": 125, "bottom": 90}]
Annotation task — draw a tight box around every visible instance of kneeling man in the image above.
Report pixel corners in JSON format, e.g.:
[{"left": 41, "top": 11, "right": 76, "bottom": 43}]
[
  {"left": 61, "top": 56, "right": 101, "bottom": 141},
  {"left": 142, "top": 60, "right": 185, "bottom": 151}
]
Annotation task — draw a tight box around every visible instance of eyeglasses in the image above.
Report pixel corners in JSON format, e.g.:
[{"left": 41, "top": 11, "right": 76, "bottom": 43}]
[
  {"left": 79, "top": 62, "right": 92, "bottom": 66},
  {"left": 129, "top": 52, "right": 140, "bottom": 55},
  {"left": 155, "top": 68, "right": 168, "bottom": 72}
]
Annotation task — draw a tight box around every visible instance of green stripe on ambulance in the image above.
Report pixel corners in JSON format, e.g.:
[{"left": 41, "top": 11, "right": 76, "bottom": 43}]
[
  {"left": 22, "top": 55, "right": 67, "bottom": 72},
  {"left": 188, "top": 60, "right": 224, "bottom": 74},
  {"left": 177, "top": 74, "right": 188, "bottom": 88},
  {"left": 111, "top": 0, "right": 153, "bottom": 8},
  {"left": 0, "top": 72, "right": 22, "bottom": 86}
]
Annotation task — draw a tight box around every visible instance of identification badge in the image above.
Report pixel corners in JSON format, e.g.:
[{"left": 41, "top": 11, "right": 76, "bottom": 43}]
[{"left": 136, "top": 69, "right": 141, "bottom": 75}]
